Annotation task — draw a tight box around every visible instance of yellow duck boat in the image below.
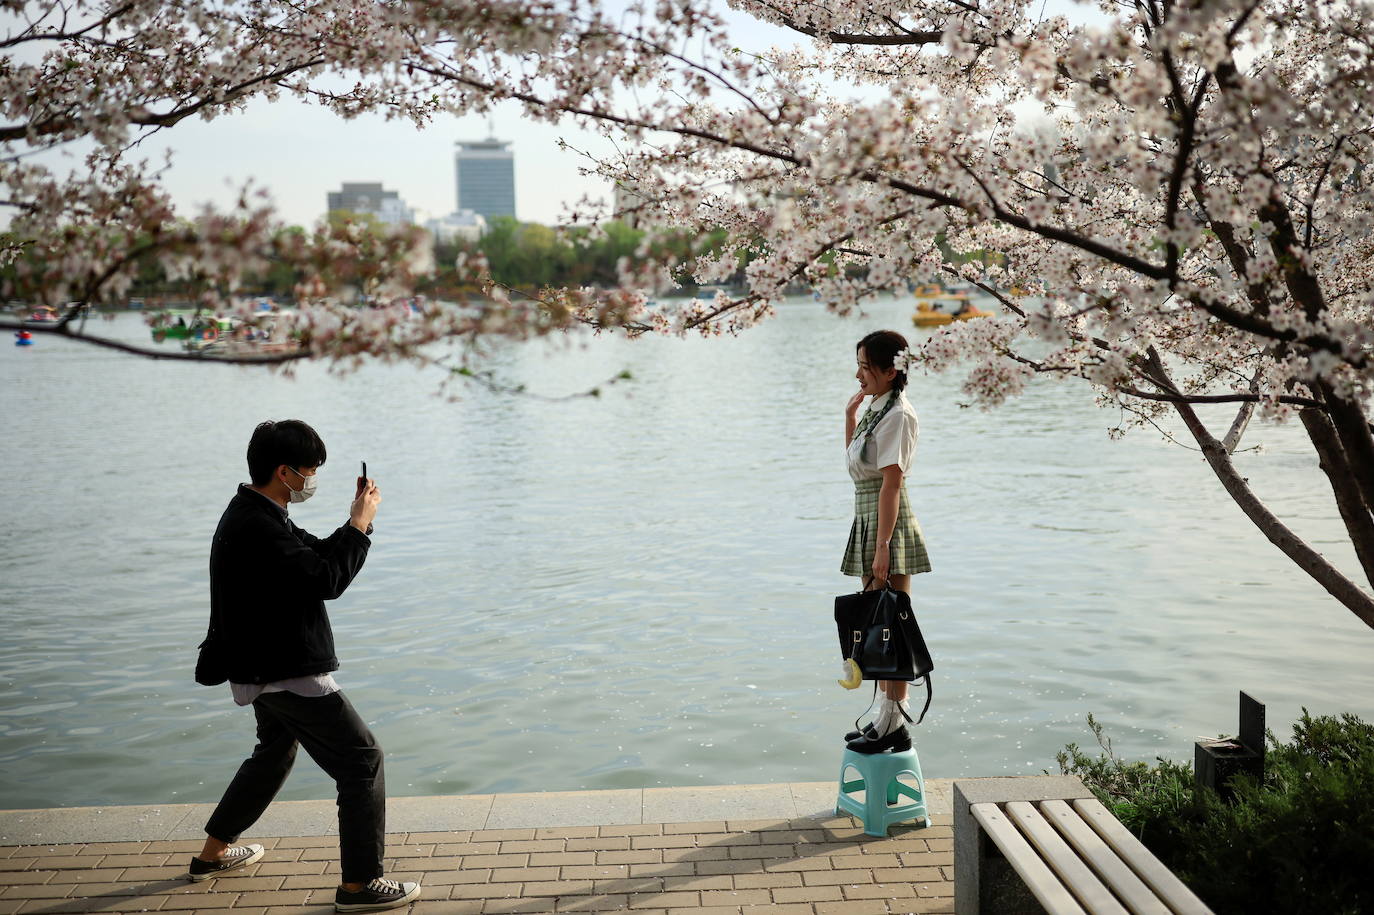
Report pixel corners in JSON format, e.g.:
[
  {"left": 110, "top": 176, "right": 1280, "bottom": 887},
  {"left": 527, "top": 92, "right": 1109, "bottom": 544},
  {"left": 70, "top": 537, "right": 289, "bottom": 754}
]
[
  {"left": 912, "top": 301, "right": 993, "bottom": 327},
  {"left": 913, "top": 303, "right": 954, "bottom": 326}
]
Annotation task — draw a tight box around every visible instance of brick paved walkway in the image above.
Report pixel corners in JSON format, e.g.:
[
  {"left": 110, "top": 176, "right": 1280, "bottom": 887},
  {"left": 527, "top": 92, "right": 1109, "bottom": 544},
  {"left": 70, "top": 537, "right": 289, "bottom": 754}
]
[{"left": 0, "top": 802, "right": 954, "bottom": 915}]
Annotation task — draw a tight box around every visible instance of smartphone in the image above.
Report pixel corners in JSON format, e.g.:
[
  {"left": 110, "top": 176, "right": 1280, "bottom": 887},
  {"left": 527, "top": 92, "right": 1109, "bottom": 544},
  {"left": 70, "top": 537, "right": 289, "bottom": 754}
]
[{"left": 361, "top": 461, "right": 367, "bottom": 480}]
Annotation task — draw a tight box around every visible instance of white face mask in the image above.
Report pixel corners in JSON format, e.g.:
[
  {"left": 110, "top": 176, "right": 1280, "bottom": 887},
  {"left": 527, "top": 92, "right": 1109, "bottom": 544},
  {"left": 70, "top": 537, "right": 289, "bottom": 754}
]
[{"left": 285, "top": 466, "right": 318, "bottom": 503}]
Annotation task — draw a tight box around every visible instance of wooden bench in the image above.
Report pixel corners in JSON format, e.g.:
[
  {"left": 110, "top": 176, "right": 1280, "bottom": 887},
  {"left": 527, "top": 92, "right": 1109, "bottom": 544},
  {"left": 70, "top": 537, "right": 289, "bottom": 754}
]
[{"left": 953, "top": 776, "right": 1214, "bottom": 914}]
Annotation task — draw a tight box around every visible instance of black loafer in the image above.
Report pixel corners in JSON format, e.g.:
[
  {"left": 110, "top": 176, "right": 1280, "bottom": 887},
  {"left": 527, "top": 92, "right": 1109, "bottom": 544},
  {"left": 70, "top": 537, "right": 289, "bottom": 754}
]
[
  {"left": 846, "top": 725, "right": 911, "bottom": 754},
  {"left": 844, "top": 723, "right": 879, "bottom": 742}
]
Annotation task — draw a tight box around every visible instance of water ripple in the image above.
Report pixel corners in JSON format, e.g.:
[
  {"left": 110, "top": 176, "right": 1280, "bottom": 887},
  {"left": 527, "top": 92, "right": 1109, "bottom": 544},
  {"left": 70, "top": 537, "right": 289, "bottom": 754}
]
[{"left": 2, "top": 302, "right": 1373, "bottom": 808}]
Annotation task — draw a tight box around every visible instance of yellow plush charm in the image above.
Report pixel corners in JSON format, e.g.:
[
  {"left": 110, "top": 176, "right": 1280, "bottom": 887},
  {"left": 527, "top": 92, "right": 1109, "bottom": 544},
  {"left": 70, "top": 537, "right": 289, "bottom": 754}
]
[{"left": 837, "top": 657, "right": 863, "bottom": 689}]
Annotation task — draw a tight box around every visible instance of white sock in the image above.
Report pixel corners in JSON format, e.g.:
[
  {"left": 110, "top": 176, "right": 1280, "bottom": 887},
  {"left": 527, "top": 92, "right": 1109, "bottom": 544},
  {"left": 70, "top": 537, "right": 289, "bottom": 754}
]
[
  {"left": 873, "top": 696, "right": 912, "bottom": 736},
  {"left": 873, "top": 698, "right": 899, "bottom": 736}
]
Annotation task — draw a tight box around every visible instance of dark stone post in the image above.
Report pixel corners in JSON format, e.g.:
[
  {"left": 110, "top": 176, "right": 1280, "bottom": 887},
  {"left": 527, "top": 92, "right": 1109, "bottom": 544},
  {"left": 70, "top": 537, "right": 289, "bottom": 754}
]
[{"left": 1194, "top": 691, "right": 1265, "bottom": 801}]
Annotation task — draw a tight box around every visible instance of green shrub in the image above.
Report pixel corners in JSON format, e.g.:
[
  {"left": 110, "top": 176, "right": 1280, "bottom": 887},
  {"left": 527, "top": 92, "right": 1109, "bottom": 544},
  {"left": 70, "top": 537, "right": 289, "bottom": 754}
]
[
  {"left": 1053, "top": 713, "right": 1196, "bottom": 831},
  {"left": 1055, "top": 710, "right": 1374, "bottom": 915}
]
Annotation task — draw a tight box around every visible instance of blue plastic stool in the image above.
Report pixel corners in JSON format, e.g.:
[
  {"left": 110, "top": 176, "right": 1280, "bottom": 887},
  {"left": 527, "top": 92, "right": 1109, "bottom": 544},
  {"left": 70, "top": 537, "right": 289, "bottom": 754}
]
[{"left": 835, "top": 746, "right": 929, "bottom": 837}]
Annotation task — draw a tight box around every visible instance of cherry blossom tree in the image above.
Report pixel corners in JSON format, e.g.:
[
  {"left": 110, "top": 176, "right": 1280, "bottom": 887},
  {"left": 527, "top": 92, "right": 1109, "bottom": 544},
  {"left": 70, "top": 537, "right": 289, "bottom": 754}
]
[{"left": 2, "top": 0, "right": 1371, "bottom": 625}]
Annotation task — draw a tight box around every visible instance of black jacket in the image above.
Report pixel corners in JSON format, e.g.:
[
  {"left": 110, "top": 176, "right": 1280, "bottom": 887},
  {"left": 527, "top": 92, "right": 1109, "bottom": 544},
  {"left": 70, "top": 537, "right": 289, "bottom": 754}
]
[{"left": 209, "top": 485, "right": 371, "bottom": 684}]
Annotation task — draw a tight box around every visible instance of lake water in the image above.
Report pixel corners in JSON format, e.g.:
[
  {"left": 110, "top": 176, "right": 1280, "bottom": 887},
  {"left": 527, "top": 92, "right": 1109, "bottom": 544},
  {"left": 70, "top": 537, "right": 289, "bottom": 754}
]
[{"left": 2, "top": 299, "right": 1372, "bottom": 811}]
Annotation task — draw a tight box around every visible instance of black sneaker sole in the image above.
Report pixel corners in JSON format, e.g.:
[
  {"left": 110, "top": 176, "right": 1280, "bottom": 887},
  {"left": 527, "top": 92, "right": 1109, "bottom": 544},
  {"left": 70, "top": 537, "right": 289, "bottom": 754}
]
[{"left": 335, "top": 884, "right": 421, "bottom": 912}]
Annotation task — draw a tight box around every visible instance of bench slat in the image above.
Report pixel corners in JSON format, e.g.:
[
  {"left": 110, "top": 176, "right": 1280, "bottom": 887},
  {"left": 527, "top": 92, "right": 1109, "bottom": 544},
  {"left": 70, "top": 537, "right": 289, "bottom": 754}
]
[
  {"left": 1072, "top": 798, "right": 1214, "bottom": 914},
  {"left": 1005, "top": 801, "right": 1129, "bottom": 915},
  {"left": 1039, "top": 799, "right": 1172, "bottom": 915},
  {"left": 971, "top": 802, "right": 1088, "bottom": 915}
]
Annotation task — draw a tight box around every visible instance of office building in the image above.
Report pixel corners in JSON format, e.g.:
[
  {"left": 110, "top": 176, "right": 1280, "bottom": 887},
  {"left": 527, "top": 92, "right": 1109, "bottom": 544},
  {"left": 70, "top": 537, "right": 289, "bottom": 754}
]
[
  {"left": 455, "top": 138, "right": 516, "bottom": 223},
  {"left": 326, "top": 182, "right": 414, "bottom": 226},
  {"left": 425, "top": 209, "right": 488, "bottom": 243}
]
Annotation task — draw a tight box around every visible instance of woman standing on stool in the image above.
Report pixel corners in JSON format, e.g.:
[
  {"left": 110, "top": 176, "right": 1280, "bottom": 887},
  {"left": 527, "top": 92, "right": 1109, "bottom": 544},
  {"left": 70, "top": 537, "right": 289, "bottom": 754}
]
[{"left": 842, "top": 330, "right": 932, "bottom": 753}]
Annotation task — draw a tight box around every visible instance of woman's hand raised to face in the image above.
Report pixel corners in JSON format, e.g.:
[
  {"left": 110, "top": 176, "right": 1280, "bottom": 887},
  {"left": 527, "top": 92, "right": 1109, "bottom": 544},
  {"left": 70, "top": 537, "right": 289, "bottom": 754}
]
[{"left": 846, "top": 389, "right": 866, "bottom": 418}]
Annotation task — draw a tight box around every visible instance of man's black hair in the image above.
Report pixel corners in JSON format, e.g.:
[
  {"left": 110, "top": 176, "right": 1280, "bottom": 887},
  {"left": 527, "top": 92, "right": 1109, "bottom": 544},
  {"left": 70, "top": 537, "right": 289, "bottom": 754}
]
[{"left": 247, "top": 420, "right": 328, "bottom": 486}]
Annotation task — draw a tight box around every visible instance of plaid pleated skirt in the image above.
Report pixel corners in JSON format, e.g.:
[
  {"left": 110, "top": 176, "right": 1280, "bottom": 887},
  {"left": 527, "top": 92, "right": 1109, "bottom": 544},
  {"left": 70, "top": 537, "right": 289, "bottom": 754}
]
[{"left": 841, "top": 478, "right": 932, "bottom": 577}]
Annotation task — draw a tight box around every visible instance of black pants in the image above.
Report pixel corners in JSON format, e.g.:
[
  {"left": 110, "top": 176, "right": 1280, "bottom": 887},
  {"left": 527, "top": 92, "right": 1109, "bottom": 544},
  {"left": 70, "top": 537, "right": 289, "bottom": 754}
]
[{"left": 205, "top": 690, "right": 385, "bottom": 883}]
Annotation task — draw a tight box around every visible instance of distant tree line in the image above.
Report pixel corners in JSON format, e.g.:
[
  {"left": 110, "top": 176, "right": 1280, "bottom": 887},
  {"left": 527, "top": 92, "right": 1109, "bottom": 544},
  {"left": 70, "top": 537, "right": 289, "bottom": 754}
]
[
  {"left": 1, "top": 217, "right": 747, "bottom": 307},
  {"left": 427, "top": 217, "right": 740, "bottom": 298},
  {"left": 2, "top": 225, "right": 313, "bottom": 306},
  {"left": 2, "top": 210, "right": 979, "bottom": 309}
]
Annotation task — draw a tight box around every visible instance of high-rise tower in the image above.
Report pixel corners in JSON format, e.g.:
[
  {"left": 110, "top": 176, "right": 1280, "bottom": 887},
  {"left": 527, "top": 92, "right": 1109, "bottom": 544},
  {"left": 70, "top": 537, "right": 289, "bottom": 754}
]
[{"left": 454, "top": 138, "right": 515, "bottom": 223}]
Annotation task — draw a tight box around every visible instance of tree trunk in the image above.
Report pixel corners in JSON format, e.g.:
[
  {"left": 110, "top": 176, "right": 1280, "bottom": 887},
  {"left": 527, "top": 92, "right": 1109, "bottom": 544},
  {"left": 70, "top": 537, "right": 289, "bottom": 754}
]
[
  {"left": 1299, "top": 407, "right": 1374, "bottom": 589},
  {"left": 1222, "top": 400, "right": 1255, "bottom": 454},
  {"left": 1320, "top": 384, "right": 1374, "bottom": 519},
  {"left": 1171, "top": 399, "right": 1374, "bottom": 629}
]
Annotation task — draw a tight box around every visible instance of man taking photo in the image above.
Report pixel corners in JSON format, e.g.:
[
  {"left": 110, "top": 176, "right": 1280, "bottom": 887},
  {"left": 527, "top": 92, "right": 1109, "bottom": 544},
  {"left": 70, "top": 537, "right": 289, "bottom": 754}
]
[{"left": 190, "top": 419, "right": 420, "bottom": 913}]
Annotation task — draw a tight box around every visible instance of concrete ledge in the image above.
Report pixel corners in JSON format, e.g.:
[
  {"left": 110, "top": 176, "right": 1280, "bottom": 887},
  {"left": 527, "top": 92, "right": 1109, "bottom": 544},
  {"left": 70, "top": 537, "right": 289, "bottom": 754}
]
[
  {"left": 951, "top": 775, "right": 1091, "bottom": 808},
  {"left": 1, "top": 779, "right": 958, "bottom": 846}
]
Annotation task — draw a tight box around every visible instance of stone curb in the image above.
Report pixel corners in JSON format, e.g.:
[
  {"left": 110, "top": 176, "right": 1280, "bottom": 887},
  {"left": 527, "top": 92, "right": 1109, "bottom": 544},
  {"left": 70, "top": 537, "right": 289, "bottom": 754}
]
[{"left": 2, "top": 782, "right": 958, "bottom": 847}]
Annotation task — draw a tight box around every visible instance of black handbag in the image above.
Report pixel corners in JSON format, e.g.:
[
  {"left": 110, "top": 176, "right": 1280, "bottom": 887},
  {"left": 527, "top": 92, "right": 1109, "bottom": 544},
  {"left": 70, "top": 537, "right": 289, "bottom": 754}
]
[
  {"left": 834, "top": 585, "right": 934, "bottom": 723},
  {"left": 194, "top": 619, "right": 229, "bottom": 686}
]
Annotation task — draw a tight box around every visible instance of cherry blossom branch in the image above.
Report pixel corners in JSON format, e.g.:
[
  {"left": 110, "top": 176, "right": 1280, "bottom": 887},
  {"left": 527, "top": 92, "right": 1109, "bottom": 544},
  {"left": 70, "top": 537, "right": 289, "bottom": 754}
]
[
  {"left": 1115, "top": 386, "right": 1323, "bottom": 409},
  {"left": 957, "top": 265, "right": 1334, "bottom": 415},
  {"left": 586, "top": 27, "right": 778, "bottom": 125},
  {"left": 995, "top": 346, "right": 1321, "bottom": 409},
  {"left": 740, "top": 0, "right": 945, "bottom": 45},
  {"left": 1115, "top": 398, "right": 1205, "bottom": 452},
  {"left": 1188, "top": 182, "right": 1274, "bottom": 313},
  {"left": 1158, "top": 48, "right": 1209, "bottom": 281},
  {"left": 0, "top": 1, "right": 134, "bottom": 48},
  {"left": 0, "top": 319, "right": 312, "bottom": 364},
  {"left": 949, "top": 155, "right": 1171, "bottom": 280},
  {"left": 482, "top": 279, "right": 653, "bottom": 337},
  {"left": 1302, "top": 135, "right": 1348, "bottom": 250},
  {"left": 775, "top": 20, "right": 943, "bottom": 45},
  {"left": 1179, "top": 292, "right": 1362, "bottom": 369},
  {"left": 405, "top": 61, "right": 799, "bottom": 168},
  {"left": 413, "top": 41, "right": 1207, "bottom": 300},
  {"left": 0, "top": 59, "right": 326, "bottom": 142}
]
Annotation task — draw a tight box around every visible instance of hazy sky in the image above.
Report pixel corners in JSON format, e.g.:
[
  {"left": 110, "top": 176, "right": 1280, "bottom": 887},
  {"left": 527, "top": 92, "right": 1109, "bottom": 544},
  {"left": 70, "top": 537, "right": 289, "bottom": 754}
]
[
  {"left": 20, "top": 0, "right": 1094, "bottom": 230},
  {"left": 81, "top": 4, "right": 797, "bottom": 229}
]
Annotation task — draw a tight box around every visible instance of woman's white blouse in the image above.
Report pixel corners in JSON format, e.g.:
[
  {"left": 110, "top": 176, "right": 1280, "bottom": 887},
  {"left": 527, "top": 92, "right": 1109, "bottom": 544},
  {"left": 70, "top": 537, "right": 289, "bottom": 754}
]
[{"left": 846, "top": 390, "right": 920, "bottom": 482}]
